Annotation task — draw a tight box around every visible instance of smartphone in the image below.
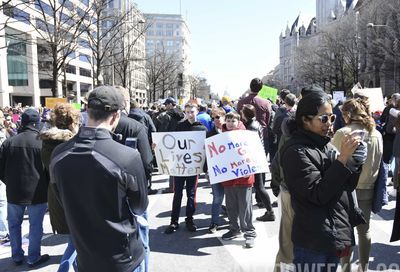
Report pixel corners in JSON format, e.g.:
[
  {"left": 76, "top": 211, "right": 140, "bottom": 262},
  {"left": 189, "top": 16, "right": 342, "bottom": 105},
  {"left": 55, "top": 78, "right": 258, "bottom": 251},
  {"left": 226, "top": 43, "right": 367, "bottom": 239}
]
[
  {"left": 125, "top": 137, "right": 137, "bottom": 149},
  {"left": 351, "top": 130, "right": 366, "bottom": 140}
]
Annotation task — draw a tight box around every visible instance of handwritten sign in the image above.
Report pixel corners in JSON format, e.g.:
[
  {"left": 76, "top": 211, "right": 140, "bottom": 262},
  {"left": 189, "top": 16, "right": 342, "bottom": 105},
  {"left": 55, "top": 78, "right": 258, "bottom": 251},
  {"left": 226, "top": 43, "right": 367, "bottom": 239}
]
[
  {"left": 205, "top": 130, "right": 269, "bottom": 184},
  {"left": 152, "top": 131, "right": 206, "bottom": 176},
  {"left": 45, "top": 98, "right": 67, "bottom": 109}
]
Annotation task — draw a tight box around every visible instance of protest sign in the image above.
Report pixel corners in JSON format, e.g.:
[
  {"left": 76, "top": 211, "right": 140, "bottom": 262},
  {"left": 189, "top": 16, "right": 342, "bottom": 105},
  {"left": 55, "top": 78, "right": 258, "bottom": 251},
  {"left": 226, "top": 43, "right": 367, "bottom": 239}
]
[
  {"left": 205, "top": 130, "right": 269, "bottom": 184},
  {"left": 258, "top": 85, "right": 278, "bottom": 102},
  {"left": 45, "top": 97, "right": 67, "bottom": 109},
  {"left": 354, "top": 88, "right": 385, "bottom": 113},
  {"left": 152, "top": 131, "right": 206, "bottom": 176}
]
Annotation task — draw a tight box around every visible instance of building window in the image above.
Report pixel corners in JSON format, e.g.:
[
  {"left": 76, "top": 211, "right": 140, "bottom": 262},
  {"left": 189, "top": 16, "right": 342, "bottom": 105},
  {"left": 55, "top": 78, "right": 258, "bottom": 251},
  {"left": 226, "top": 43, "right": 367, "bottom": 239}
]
[
  {"left": 78, "top": 38, "right": 90, "bottom": 49},
  {"left": 156, "top": 23, "right": 163, "bottom": 28},
  {"left": 39, "top": 79, "right": 53, "bottom": 88},
  {"left": 166, "top": 23, "right": 173, "bottom": 28},
  {"left": 166, "top": 40, "right": 173, "bottom": 46},
  {"left": 79, "top": 54, "right": 90, "bottom": 63},
  {"left": 36, "top": 19, "right": 54, "bottom": 32},
  {"left": 3, "top": 4, "right": 30, "bottom": 24},
  {"left": 79, "top": 68, "right": 91, "bottom": 77},
  {"left": 35, "top": 0, "right": 53, "bottom": 16},
  {"left": 66, "top": 65, "right": 76, "bottom": 74},
  {"left": 166, "top": 31, "right": 173, "bottom": 37},
  {"left": 176, "top": 31, "right": 180, "bottom": 36},
  {"left": 80, "top": 0, "right": 89, "bottom": 6},
  {"left": 6, "top": 28, "right": 28, "bottom": 86},
  {"left": 156, "top": 30, "right": 163, "bottom": 36},
  {"left": 146, "top": 30, "right": 154, "bottom": 36},
  {"left": 59, "top": 0, "right": 74, "bottom": 11}
]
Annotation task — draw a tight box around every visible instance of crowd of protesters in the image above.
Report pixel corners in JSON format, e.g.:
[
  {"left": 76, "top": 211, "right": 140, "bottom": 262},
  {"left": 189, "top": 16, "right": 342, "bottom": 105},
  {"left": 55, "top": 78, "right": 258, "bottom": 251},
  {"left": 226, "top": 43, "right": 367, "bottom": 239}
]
[{"left": 0, "top": 80, "right": 398, "bottom": 272}]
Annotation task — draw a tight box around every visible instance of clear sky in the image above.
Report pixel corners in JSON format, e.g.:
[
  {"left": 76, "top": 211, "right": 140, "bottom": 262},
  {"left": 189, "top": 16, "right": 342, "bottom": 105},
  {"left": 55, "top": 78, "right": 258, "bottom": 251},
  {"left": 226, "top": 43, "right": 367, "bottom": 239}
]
[{"left": 134, "top": 0, "right": 315, "bottom": 98}]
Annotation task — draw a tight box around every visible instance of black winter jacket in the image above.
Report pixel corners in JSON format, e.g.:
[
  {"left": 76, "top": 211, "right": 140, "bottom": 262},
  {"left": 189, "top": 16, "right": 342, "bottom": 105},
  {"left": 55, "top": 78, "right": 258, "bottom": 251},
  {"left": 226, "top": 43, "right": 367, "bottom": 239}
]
[
  {"left": 281, "top": 129, "right": 359, "bottom": 254},
  {"left": 50, "top": 127, "right": 148, "bottom": 272},
  {"left": 115, "top": 113, "right": 153, "bottom": 180},
  {"left": 0, "top": 126, "right": 47, "bottom": 205},
  {"left": 158, "top": 108, "right": 184, "bottom": 132}
]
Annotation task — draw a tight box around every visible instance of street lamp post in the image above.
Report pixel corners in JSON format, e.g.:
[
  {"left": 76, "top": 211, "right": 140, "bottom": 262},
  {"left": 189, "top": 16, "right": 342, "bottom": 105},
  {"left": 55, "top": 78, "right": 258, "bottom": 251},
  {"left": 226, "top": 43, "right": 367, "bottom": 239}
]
[{"left": 367, "top": 23, "right": 398, "bottom": 93}]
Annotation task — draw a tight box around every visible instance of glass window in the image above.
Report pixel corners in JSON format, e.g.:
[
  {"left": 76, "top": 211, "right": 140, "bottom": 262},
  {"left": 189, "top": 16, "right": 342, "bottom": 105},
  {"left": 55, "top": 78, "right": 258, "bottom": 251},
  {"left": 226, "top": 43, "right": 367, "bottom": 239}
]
[
  {"left": 166, "top": 40, "right": 173, "bottom": 46},
  {"left": 166, "top": 23, "right": 173, "bottom": 28},
  {"left": 80, "top": 0, "right": 89, "bottom": 6},
  {"left": 59, "top": 0, "right": 74, "bottom": 11},
  {"left": 176, "top": 31, "right": 180, "bottom": 36},
  {"left": 66, "top": 65, "right": 76, "bottom": 74},
  {"left": 146, "top": 30, "right": 154, "bottom": 36},
  {"left": 3, "top": 4, "right": 30, "bottom": 25},
  {"left": 39, "top": 79, "right": 53, "bottom": 88},
  {"left": 156, "top": 23, "right": 163, "bottom": 28},
  {"left": 79, "top": 54, "right": 90, "bottom": 63},
  {"left": 68, "top": 51, "right": 75, "bottom": 59},
  {"left": 156, "top": 30, "right": 163, "bottom": 36},
  {"left": 166, "top": 31, "right": 173, "bottom": 37},
  {"left": 78, "top": 38, "right": 90, "bottom": 49},
  {"left": 60, "top": 13, "right": 73, "bottom": 26},
  {"left": 6, "top": 28, "right": 28, "bottom": 86},
  {"left": 79, "top": 68, "right": 91, "bottom": 77},
  {"left": 35, "top": 0, "right": 53, "bottom": 16}
]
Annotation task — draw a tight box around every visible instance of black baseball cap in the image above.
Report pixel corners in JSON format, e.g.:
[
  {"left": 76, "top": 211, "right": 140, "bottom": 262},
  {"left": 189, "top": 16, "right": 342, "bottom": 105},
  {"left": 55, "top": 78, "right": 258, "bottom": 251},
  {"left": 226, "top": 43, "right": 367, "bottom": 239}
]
[
  {"left": 21, "top": 108, "right": 40, "bottom": 126},
  {"left": 88, "top": 86, "right": 124, "bottom": 112},
  {"left": 164, "top": 97, "right": 176, "bottom": 105}
]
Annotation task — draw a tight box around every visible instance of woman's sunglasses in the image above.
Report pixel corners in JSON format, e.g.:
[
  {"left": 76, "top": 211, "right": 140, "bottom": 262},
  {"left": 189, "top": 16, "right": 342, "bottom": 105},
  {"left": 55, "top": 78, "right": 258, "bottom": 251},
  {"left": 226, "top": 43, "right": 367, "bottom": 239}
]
[{"left": 315, "top": 114, "right": 336, "bottom": 124}]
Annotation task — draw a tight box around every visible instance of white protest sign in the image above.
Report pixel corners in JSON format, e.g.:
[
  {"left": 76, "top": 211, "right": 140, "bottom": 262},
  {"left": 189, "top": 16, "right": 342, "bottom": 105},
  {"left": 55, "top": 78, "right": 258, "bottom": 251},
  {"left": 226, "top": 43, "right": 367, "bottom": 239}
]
[
  {"left": 205, "top": 130, "right": 269, "bottom": 184},
  {"left": 354, "top": 88, "right": 385, "bottom": 113},
  {"left": 332, "top": 91, "right": 345, "bottom": 103},
  {"left": 152, "top": 131, "right": 206, "bottom": 176}
]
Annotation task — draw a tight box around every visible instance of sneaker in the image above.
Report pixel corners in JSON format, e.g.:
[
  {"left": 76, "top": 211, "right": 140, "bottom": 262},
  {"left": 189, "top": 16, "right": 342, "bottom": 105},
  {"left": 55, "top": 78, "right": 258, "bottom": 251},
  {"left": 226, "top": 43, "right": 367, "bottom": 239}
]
[
  {"left": 0, "top": 234, "right": 10, "bottom": 245},
  {"left": 28, "top": 254, "right": 50, "bottom": 268},
  {"left": 164, "top": 222, "right": 179, "bottom": 234},
  {"left": 256, "top": 211, "right": 275, "bottom": 222},
  {"left": 245, "top": 237, "right": 255, "bottom": 248},
  {"left": 208, "top": 223, "right": 218, "bottom": 233},
  {"left": 185, "top": 219, "right": 197, "bottom": 232},
  {"left": 222, "top": 230, "right": 241, "bottom": 240}
]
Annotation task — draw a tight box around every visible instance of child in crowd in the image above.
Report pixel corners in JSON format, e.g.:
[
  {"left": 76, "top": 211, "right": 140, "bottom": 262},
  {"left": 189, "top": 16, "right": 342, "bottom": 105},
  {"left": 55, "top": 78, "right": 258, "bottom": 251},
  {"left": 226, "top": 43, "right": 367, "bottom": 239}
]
[{"left": 221, "top": 112, "right": 256, "bottom": 248}]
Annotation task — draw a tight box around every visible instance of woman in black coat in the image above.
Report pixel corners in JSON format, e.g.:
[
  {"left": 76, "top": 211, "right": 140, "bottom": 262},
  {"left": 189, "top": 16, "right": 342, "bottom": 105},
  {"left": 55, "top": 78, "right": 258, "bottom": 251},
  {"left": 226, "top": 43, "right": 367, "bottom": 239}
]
[{"left": 281, "top": 91, "right": 366, "bottom": 272}]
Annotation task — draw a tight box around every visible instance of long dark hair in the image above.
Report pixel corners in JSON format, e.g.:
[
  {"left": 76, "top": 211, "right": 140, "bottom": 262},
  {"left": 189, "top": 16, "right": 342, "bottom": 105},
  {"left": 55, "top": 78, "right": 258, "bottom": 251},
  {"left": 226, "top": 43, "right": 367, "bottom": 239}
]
[{"left": 286, "top": 91, "right": 330, "bottom": 133}]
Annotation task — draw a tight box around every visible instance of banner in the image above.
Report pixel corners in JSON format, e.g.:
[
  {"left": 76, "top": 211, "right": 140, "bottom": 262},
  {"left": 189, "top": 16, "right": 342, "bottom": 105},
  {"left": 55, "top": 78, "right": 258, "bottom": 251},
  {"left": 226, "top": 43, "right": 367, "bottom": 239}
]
[
  {"left": 205, "top": 130, "right": 269, "bottom": 184},
  {"left": 152, "top": 131, "right": 206, "bottom": 176}
]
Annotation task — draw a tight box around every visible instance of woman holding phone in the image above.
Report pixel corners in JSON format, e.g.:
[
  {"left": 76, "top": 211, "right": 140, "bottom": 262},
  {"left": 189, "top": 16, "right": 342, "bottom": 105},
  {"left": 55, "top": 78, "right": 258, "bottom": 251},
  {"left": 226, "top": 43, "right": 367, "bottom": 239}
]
[
  {"left": 281, "top": 91, "right": 365, "bottom": 272},
  {"left": 332, "top": 98, "right": 383, "bottom": 272}
]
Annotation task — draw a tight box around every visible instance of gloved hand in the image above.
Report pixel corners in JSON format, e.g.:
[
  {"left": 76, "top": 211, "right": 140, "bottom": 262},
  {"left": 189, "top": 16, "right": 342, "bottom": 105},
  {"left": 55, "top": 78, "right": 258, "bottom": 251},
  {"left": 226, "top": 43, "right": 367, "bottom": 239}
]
[{"left": 346, "top": 141, "right": 368, "bottom": 173}]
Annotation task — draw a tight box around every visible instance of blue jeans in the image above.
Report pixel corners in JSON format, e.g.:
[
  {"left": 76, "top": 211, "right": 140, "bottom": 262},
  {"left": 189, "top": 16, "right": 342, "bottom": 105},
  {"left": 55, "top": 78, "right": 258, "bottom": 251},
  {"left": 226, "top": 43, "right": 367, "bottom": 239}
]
[
  {"left": 57, "top": 236, "right": 77, "bottom": 272},
  {"left": 132, "top": 260, "right": 145, "bottom": 272},
  {"left": 211, "top": 183, "right": 224, "bottom": 225},
  {"left": 293, "top": 245, "right": 339, "bottom": 272},
  {"left": 138, "top": 210, "right": 149, "bottom": 272},
  {"left": 0, "top": 182, "right": 8, "bottom": 238},
  {"left": 7, "top": 203, "right": 47, "bottom": 263}
]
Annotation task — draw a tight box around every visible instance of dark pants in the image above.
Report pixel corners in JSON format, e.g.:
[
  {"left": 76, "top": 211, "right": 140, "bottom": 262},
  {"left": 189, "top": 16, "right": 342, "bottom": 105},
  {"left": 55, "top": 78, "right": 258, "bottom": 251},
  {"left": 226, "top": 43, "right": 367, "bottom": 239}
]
[
  {"left": 170, "top": 176, "right": 198, "bottom": 223},
  {"left": 293, "top": 245, "right": 339, "bottom": 272},
  {"left": 254, "top": 173, "right": 272, "bottom": 211},
  {"left": 382, "top": 134, "right": 395, "bottom": 164}
]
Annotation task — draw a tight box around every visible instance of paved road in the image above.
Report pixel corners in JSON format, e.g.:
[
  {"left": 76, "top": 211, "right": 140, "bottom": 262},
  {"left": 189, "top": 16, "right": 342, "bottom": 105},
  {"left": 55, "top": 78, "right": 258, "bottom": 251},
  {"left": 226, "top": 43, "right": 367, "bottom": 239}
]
[{"left": 0, "top": 173, "right": 399, "bottom": 272}]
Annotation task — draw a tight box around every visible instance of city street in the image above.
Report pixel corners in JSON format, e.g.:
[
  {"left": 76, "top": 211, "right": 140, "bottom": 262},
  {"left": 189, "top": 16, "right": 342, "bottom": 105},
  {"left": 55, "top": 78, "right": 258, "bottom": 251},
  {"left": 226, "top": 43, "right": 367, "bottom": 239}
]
[{"left": 0, "top": 173, "right": 399, "bottom": 272}]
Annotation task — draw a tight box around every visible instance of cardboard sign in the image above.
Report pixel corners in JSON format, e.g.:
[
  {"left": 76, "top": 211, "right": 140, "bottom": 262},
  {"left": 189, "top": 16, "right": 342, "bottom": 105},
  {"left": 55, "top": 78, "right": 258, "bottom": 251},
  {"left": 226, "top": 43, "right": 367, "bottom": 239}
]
[
  {"left": 152, "top": 131, "right": 206, "bottom": 176},
  {"left": 205, "top": 130, "right": 269, "bottom": 184},
  {"left": 45, "top": 98, "right": 67, "bottom": 109}
]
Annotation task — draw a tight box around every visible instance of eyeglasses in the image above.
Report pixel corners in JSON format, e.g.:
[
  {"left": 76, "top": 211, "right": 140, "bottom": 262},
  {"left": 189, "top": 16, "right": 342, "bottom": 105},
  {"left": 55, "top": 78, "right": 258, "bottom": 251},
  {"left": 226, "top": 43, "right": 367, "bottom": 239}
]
[
  {"left": 212, "top": 116, "right": 221, "bottom": 120},
  {"left": 315, "top": 114, "right": 336, "bottom": 124}
]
